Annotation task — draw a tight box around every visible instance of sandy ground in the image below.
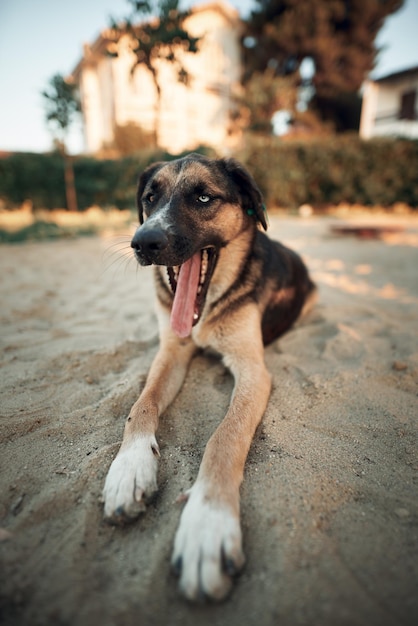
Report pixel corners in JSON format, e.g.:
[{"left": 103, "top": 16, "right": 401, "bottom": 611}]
[{"left": 0, "top": 214, "right": 417, "bottom": 626}]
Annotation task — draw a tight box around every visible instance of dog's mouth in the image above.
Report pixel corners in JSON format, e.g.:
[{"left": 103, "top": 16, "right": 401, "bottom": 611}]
[{"left": 167, "top": 247, "right": 218, "bottom": 338}]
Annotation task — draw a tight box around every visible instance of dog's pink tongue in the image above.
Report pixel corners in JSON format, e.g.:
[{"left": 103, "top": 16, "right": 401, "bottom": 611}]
[{"left": 170, "top": 252, "right": 201, "bottom": 338}]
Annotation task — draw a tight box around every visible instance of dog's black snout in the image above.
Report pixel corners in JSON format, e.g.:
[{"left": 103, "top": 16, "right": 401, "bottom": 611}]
[{"left": 131, "top": 228, "right": 169, "bottom": 254}]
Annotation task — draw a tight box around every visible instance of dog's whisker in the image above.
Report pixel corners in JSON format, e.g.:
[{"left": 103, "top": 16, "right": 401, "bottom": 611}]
[
  {"left": 122, "top": 255, "right": 136, "bottom": 277},
  {"left": 103, "top": 248, "right": 132, "bottom": 264},
  {"left": 102, "top": 236, "right": 133, "bottom": 264},
  {"left": 104, "top": 235, "right": 131, "bottom": 247},
  {"left": 103, "top": 242, "right": 132, "bottom": 259},
  {"left": 101, "top": 249, "right": 136, "bottom": 279},
  {"left": 104, "top": 242, "right": 132, "bottom": 256},
  {"left": 102, "top": 235, "right": 132, "bottom": 254},
  {"left": 102, "top": 250, "right": 129, "bottom": 269}
]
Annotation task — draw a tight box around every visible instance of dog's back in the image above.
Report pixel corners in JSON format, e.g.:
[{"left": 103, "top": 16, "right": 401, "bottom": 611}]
[{"left": 256, "top": 232, "right": 316, "bottom": 344}]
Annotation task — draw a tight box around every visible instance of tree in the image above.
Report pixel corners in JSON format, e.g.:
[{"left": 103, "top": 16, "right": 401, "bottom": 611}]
[
  {"left": 242, "top": 0, "right": 404, "bottom": 133},
  {"left": 238, "top": 69, "right": 299, "bottom": 134},
  {"left": 106, "top": 0, "right": 200, "bottom": 146},
  {"left": 42, "top": 74, "right": 81, "bottom": 211}
]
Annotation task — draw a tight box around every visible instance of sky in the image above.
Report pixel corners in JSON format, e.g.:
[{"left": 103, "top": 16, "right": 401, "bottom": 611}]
[{"left": 0, "top": 0, "right": 417, "bottom": 155}]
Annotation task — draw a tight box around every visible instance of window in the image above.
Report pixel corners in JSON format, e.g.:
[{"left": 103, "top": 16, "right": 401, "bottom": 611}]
[{"left": 399, "top": 89, "right": 416, "bottom": 120}]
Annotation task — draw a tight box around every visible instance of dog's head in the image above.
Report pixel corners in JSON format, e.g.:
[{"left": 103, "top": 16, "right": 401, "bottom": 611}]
[
  {"left": 131, "top": 153, "right": 267, "bottom": 336},
  {"left": 132, "top": 153, "right": 266, "bottom": 266}
]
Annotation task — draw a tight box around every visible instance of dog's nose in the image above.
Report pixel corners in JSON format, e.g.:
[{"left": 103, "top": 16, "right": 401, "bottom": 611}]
[{"left": 131, "top": 227, "right": 169, "bottom": 254}]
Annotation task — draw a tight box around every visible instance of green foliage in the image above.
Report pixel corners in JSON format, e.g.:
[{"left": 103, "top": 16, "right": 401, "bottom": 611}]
[
  {"left": 236, "top": 136, "right": 418, "bottom": 208},
  {"left": 102, "top": 0, "right": 202, "bottom": 150},
  {"left": 108, "top": 0, "right": 200, "bottom": 93},
  {"left": 246, "top": 0, "right": 404, "bottom": 94},
  {"left": 42, "top": 73, "right": 81, "bottom": 210},
  {"left": 0, "top": 152, "right": 67, "bottom": 208},
  {"left": 41, "top": 74, "right": 81, "bottom": 141},
  {"left": 0, "top": 221, "right": 98, "bottom": 244},
  {"left": 241, "top": 71, "right": 299, "bottom": 133},
  {"left": 0, "top": 147, "right": 214, "bottom": 211},
  {"left": 243, "top": 0, "right": 404, "bottom": 132},
  {"left": 1, "top": 141, "right": 417, "bottom": 213}
]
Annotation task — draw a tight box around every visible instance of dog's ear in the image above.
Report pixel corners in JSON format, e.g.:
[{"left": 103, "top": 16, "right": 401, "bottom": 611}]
[
  {"left": 136, "top": 161, "right": 166, "bottom": 224},
  {"left": 220, "top": 158, "right": 268, "bottom": 231}
]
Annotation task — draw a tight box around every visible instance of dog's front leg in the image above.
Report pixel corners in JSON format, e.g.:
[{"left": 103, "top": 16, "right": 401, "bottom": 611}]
[
  {"left": 103, "top": 329, "right": 197, "bottom": 524},
  {"left": 172, "top": 315, "right": 272, "bottom": 601}
]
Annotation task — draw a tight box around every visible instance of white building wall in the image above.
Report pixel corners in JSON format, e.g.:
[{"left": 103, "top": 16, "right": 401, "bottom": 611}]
[
  {"left": 79, "top": 68, "right": 105, "bottom": 153},
  {"left": 181, "top": 7, "right": 242, "bottom": 151},
  {"left": 73, "top": 1, "right": 242, "bottom": 155},
  {"left": 359, "top": 81, "right": 378, "bottom": 139},
  {"left": 360, "top": 72, "right": 418, "bottom": 140},
  {"left": 97, "top": 58, "right": 115, "bottom": 146}
]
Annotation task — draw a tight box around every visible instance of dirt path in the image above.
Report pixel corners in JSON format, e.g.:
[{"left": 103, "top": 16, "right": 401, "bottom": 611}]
[{"left": 1, "top": 215, "right": 417, "bottom": 626}]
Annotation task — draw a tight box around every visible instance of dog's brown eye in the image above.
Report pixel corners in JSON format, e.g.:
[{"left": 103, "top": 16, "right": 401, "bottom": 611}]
[
  {"left": 198, "top": 194, "right": 210, "bottom": 204},
  {"left": 146, "top": 193, "right": 155, "bottom": 203}
]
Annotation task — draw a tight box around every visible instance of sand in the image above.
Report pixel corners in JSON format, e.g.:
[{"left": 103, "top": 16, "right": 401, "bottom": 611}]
[{"left": 0, "top": 213, "right": 417, "bottom": 626}]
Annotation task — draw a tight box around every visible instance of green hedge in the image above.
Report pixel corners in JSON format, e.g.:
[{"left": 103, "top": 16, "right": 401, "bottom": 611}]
[
  {"left": 236, "top": 135, "right": 418, "bottom": 209},
  {"left": 0, "top": 152, "right": 68, "bottom": 209},
  {"left": 0, "top": 149, "right": 170, "bottom": 210},
  {"left": 1, "top": 138, "right": 417, "bottom": 211}
]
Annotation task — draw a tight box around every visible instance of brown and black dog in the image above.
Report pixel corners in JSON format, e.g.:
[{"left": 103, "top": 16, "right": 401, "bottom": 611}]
[{"left": 102, "top": 153, "right": 316, "bottom": 601}]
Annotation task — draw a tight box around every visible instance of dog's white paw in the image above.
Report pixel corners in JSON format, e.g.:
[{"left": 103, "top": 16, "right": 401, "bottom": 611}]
[
  {"left": 102, "top": 435, "right": 160, "bottom": 524},
  {"left": 171, "top": 481, "right": 245, "bottom": 601}
]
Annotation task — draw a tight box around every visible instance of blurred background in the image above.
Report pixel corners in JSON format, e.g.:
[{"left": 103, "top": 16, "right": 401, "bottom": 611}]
[{"left": 0, "top": 0, "right": 417, "bottom": 232}]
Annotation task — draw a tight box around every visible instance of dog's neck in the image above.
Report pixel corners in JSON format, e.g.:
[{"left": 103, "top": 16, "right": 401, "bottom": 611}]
[{"left": 207, "top": 225, "right": 257, "bottom": 303}]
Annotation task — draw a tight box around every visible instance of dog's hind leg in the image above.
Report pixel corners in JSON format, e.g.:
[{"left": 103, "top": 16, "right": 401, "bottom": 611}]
[
  {"left": 102, "top": 327, "right": 197, "bottom": 524},
  {"left": 172, "top": 305, "right": 272, "bottom": 601}
]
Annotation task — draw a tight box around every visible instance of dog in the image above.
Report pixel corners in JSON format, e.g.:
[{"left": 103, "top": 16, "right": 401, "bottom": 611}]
[{"left": 102, "top": 153, "right": 316, "bottom": 601}]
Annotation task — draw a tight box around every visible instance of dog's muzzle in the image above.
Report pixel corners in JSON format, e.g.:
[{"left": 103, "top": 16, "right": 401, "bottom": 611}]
[{"left": 131, "top": 226, "right": 170, "bottom": 265}]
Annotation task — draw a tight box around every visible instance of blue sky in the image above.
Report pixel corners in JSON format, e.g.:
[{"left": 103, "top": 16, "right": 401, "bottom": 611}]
[{"left": 0, "top": 0, "right": 417, "bottom": 155}]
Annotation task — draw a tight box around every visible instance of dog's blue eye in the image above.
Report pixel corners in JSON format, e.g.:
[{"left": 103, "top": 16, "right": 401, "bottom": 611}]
[{"left": 198, "top": 195, "right": 210, "bottom": 203}]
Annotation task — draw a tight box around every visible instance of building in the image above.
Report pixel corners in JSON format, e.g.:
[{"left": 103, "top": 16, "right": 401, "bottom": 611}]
[
  {"left": 71, "top": 0, "right": 243, "bottom": 156},
  {"left": 360, "top": 65, "right": 418, "bottom": 139}
]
